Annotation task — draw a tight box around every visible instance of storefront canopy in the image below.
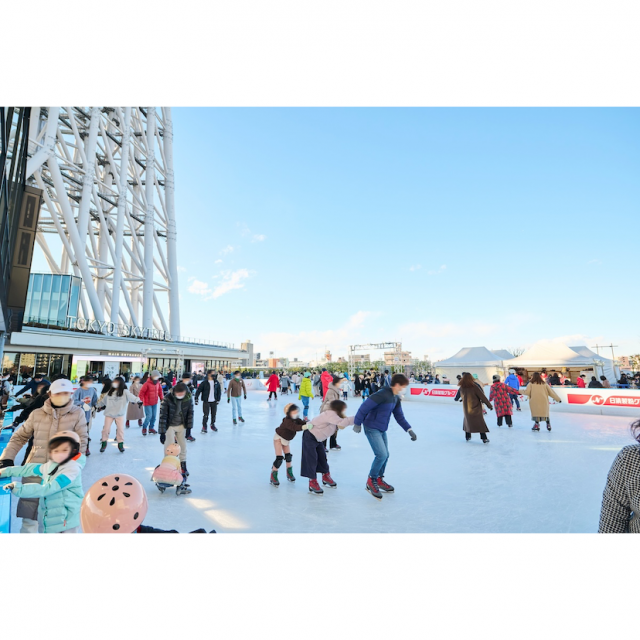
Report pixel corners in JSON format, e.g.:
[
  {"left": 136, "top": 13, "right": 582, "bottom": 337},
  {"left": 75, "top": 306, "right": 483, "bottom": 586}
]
[{"left": 436, "top": 347, "right": 505, "bottom": 368}]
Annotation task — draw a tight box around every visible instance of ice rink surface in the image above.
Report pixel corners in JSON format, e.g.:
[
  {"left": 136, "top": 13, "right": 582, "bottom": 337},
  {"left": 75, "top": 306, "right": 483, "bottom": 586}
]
[{"left": 9, "top": 389, "right": 635, "bottom": 533}]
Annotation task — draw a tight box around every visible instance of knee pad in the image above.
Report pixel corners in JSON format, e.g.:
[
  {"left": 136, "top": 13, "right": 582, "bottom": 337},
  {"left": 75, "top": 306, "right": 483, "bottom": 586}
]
[
  {"left": 284, "top": 453, "right": 292, "bottom": 463},
  {"left": 274, "top": 455, "right": 284, "bottom": 468}
]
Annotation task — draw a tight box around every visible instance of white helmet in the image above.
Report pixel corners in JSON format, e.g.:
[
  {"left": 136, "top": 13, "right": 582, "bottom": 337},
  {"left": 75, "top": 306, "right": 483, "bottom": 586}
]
[{"left": 508, "top": 369, "right": 515, "bottom": 374}]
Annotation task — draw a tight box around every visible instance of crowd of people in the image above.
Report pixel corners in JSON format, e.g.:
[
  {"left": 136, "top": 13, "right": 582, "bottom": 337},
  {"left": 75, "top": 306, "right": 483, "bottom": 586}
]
[{"left": 1, "top": 360, "right": 639, "bottom": 533}]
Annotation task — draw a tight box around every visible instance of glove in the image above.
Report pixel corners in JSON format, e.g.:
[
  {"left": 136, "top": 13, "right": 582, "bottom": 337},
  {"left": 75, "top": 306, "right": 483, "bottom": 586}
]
[
  {"left": 408, "top": 429, "right": 417, "bottom": 441},
  {"left": 2, "top": 483, "right": 15, "bottom": 492},
  {"left": 0, "top": 459, "right": 14, "bottom": 469},
  {"left": 227, "top": 398, "right": 230, "bottom": 403},
  {"left": 195, "top": 400, "right": 199, "bottom": 405},
  {"left": 159, "top": 434, "right": 166, "bottom": 444},
  {"left": 353, "top": 424, "right": 362, "bottom": 433}
]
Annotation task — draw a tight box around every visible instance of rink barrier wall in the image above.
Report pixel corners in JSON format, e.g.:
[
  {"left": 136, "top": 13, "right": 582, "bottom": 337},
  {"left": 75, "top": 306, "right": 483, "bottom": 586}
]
[
  {"left": 404, "top": 384, "right": 640, "bottom": 417},
  {"left": 0, "top": 400, "right": 19, "bottom": 533}
]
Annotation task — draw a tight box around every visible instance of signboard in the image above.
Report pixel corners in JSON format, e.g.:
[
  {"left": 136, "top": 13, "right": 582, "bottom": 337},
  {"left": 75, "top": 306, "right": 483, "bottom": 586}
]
[
  {"left": 567, "top": 393, "right": 640, "bottom": 407},
  {"left": 410, "top": 387, "right": 458, "bottom": 398}
]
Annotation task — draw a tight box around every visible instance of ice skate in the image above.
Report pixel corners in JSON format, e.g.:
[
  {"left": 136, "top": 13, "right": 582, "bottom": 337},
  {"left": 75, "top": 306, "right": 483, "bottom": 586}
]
[
  {"left": 532, "top": 424, "right": 540, "bottom": 431},
  {"left": 126, "top": 420, "right": 130, "bottom": 428},
  {"left": 148, "top": 428, "right": 157, "bottom": 435},
  {"left": 465, "top": 432, "right": 471, "bottom": 441},
  {"left": 238, "top": 417, "right": 245, "bottom": 423},
  {"left": 100, "top": 441, "right": 107, "bottom": 452},
  {"left": 309, "top": 479, "right": 324, "bottom": 494},
  {"left": 377, "top": 477, "right": 394, "bottom": 493},
  {"left": 85, "top": 445, "right": 91, "bottom": 456},
  {"left": 211, "top": 424, "right": 218, "bottom": 432},
  {"left": 201, "top": 427, "right": 207, "bottom": 434},
  {"left": 546, "top": 423, "right": 552, "bottom": 431},
  {"left": 481, "top": 436, "right": 489, "bottom": 444},
  {"left": 186, "top": 434, "right": 196, "bottom": 442},
  {"left": 270, "top": 470, "right": 280, "bottom": 486},
  {"left": 233, "top": 419, "right": 237, "bottom": 425},
  {"left": 322, "top": 472, "right": 337, "bottom": 487},
  {"left": 287, "top": 467, "right": 296, "bottom": 482},
  {"left": 181, "top": 461, "right": 189, "bottom": 477},
  {"left": 176, "top": 482, "right": 192, "bottom": 495},
  {"left": 138, "top": 419, "right": 143, "bottom": 426},
  {"left": 142, "top": 428, "right": 147, "bottom": 436},
  {"left": 330, "top": 444, "right": 342, "bottom": 451},
  {"left": 118, "top": 442, "right": 125, "bottom": 453},
  {"left": 366, "top": 477, "right": 383, "bottom": 500}
]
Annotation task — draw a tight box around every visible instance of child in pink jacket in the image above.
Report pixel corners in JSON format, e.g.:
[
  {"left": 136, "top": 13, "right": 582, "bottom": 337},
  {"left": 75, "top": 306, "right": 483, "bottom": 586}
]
[{"left": 301, "top": 400, "right": 354, "bottom": 494}]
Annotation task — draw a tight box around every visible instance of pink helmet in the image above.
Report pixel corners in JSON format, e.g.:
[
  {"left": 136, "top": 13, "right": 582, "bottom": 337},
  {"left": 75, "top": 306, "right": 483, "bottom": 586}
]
[
  {"left": 81, "top": 474, "right": 148, "bottom": 533},
  {"left": 165, "top": 443, "right": 181, "bottom": 457}
]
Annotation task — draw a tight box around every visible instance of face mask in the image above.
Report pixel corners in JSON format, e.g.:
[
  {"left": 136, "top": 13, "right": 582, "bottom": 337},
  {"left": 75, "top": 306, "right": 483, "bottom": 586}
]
[
  {"left": 152, "top": 377, "right": 159, "bottom": 382},
  {"left": 50, "top": 449, "right": 71, "bottom": 464},
  {"left": 50, "top": 394, "right": 72, "bottom": 407},
  {"left": 111, "top": 383, "right": 120, "bottom": 389},
  {"left": 290, "top": 412, "right": 300, "bottom": 420},
  {"left": 175, "top": 394, "right": 186, "bottom": 400},
  {"left": 234, "top": 376, "right": 240, "bottom": 380}
]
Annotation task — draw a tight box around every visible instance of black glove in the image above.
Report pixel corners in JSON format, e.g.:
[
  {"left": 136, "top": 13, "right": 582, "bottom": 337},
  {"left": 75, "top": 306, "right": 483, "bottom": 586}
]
[
  {"left": 137, "top": 402, "right": 143, "bottom": 407},
  {"left": 408, "top": 429, "right": 417, "bottom": 441},
  {"left": 159, "top": 434, "right": 166, "bottom": 444},
  {"left": 0, "top": 459, "right": 14, "bottom": 469}
]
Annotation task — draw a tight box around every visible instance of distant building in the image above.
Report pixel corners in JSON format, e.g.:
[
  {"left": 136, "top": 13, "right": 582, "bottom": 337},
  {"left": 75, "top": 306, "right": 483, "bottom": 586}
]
[
  {"left": 349, "top": 354, "right": 370, "bottom": 364},
  {"left": 325, "top": 350, "right": 332, "bottom": 362},
  {"left": 241, "top": 340, "right": 254, "bottom": 366},
  {"left": 384, "top": 350, "right": 413, "bottom": 366},
  {"left": 337, "top": 357, "right": 346, "bottom": 363}
]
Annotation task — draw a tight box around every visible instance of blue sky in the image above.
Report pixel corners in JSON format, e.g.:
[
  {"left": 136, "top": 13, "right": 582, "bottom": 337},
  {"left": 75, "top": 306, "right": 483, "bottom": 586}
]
[{"left": 172, "top": 108, "right": 639, "bottom": 361}]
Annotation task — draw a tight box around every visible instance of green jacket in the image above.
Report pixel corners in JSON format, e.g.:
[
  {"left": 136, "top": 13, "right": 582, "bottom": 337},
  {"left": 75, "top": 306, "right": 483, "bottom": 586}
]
[
  {"left": 0, "top": 455, "right": 86, "bottom": 533},
  {"left": 298, "top": 377, "right": 314, "bottom": 399}
]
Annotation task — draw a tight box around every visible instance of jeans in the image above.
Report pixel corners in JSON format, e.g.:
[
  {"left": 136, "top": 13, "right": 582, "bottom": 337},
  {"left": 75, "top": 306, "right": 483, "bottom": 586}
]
[
  {"left": 364, "top": 426, "right": 389, "bottom": 479},
  {"left": 510, "top": 394, "right": 520, "bottom": 409},
  {"left": 231, "top": 396, "right": 243, "bottom": 419},
  {"left": 362, "top": 388, "right": 370, "bottom": 400},
  {"left": 143, "top": 404, "right": 158, "bottom": 429},
  {"left": 301, "top": 396, "right": 310, "bottom": 418}
]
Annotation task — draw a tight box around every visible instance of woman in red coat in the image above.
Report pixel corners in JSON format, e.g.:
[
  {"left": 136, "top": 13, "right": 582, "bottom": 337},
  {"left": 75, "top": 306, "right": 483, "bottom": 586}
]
[
  {"left": 266, "top": 372, "right": 280, "bottom": 401},
  {"left": 488, "top": 374, "right": 519, "bottom": 428}
]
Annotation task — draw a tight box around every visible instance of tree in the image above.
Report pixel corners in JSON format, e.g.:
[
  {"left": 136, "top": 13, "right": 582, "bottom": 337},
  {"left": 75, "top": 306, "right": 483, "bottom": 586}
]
[
  {"left": 509, "top": 347, "right": 525, "bottom": 357},
  {"left": 629, "top": 354, "right": 640, "bottom": 372}
]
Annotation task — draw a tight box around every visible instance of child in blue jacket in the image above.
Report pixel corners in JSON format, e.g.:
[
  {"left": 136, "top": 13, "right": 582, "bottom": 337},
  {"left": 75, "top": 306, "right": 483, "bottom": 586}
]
[{"left": 0, "top": 431, "right": 85, "bottom": 533}]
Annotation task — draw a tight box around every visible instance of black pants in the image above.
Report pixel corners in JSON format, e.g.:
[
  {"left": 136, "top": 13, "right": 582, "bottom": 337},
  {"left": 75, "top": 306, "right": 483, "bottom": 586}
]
[
  {"left": 301, "top": 429, "right": 329, "bottom": 479},
  {"left": 328, "top": 432, "right": 338, "bottom": 449},
  {"left": 268, "top": 391, "right": 278, "bottom": 400},
  {"left": 497, "top": 415, "right": 512, "bottom": 426},
  {"left": 203, "top": 401, "right": 218, "bottom": 427}
]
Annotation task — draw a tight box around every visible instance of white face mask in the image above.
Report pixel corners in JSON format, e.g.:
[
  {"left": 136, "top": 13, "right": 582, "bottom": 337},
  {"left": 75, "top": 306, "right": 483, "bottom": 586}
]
[
  {"left": 175, "top": 394, "right": 186, "bottom": 400},
  {"left": 290, "top": 412, "right": 300, "bottom": 420},
  {"left": 50, "top": 448, "right": 71, "bottom": 464},
  {"left": 50, "top": 393, "right": 72, "bottom": 407},
  {"left": 111, "top": 383, "right": 120, "bottom": 389}
]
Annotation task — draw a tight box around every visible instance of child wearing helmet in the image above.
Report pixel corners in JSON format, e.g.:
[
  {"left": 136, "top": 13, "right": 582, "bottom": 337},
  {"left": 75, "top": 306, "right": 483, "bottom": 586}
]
[
  {"left": 270, "top": 403, "right": 311, "bottom": 487},
  {"left": 81, "top": 474, "right": 215, "bottom": 533},
  {"left": 152, "top": 443, "right": 192, "bottom": 495},
  {"left": 0, "top": 431, "right": 85, "bottom": 533}
]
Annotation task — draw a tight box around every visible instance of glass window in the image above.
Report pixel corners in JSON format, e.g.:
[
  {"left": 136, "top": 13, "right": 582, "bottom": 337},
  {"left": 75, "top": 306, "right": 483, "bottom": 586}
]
[
  {"left": 36, "top": 353, "right": 50, "bottom": 377},
  {"left": 19, "top": 353, "right": 35, "bottom": 379},
  {"left": 24, "top": 276, "right": 33, "bottom": 322},
  {"left": 50, "top": 275, "right": 61, "bottom": 325},
  {"left": 58, "top": 275, "right": 70, "bottom": 324},
  {"left": 2, "top": 352, "right": 19, "bottom": 376},
  {"left": 39, "top": 274, "right": 52, "bottom": 323},
  {"left": 49, "top": 354, "right": 63, "bottom": 377},
  {"left": 30, "top": 273, "right": 42, "bottom": 323},
  {"left": 68, "top": 277, "right": 80, "bottom": 321}
]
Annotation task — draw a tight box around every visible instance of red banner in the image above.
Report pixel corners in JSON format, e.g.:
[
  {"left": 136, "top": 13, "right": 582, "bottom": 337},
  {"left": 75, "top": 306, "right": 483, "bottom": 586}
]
[
  {"left": 567, "top": 393, "right": 640, "bottom": 407},
  {"left": 410, "top": 388, "right": 457, "bottom": 398}
]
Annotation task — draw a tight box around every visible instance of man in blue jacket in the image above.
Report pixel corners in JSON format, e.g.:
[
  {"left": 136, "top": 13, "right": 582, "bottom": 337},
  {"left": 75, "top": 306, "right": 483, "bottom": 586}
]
[
  {"left": 14, "top": 372, "right": 50, "bottom": 398},
  {"left": 353, "top": 373, "right": 417, "bottom": 500},
  {"left": 504, "top": 369, "right": 521, "bottom": 411}
]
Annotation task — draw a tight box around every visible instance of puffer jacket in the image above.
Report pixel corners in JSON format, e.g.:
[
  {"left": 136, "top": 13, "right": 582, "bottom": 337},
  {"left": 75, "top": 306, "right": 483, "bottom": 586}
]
[
  {"left": 308, "top": 410, "right": 354, "bottom": 442},
  {"left": 139, "top": 379, "right": 164, "bottom": 406},
  {"left": 158, "top": 391, "right": 194, "bottom": 434},
  {"left": 298, "top": 377, "right": 313, "bottom": 399},
  {"left": 0, "top": 454, "right": 86, "bottom": 532},
  {"left": 320, "top": 383, "right": 342, "bottom": 412},
  {"left": 0, "top": 399, "right": 88, "bottom": 520},
  {"left": 266, "top": 374, "right": 280, "bottom": 392},
  {"left": 354, "top": 387, "right": 412, "bottom": 433},
  {"left": 320, "top": 371, "right": 333, "bottom": 399}
]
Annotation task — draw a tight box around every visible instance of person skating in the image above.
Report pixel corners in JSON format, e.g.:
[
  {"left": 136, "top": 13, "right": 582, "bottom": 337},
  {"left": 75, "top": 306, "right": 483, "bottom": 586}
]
[
  {"left": 96, "top": 377, "right": 141, "bottom": 453},
  {"left": 152, "top": 443, "right": 191, "bottom": 495},
  {"left": 353, "top": 373, "right": 417, "bottom": 499},
  {"left": 266, "top": 371, "right": 279, "bottom": 401},
  {"left": 0, "top": 430, "right": 85, "bottom": 533},
  {"left": 14, "top": 372, "right": 50, "bottom": 398},
  {"left": 301, "top": 400, "right": 354, "bottom": 494},
  {"left": 320, "top": 368, "right": 333, "bottom": 401},
  {"left": 72, "top": 376, "right": 97, "bottom": 454},
  {"left": 522, "top": 371, "right": 561, "bottom": 431},
  {"left": 270, "top": 403, "right": 311, "bottom": 486},
  {"left": 504, "top": 369, "right": 522, "bottom": 411},
  {"left": 457, "top": 372, "right": 492, "bottom": 443},
  {"left": 158, "top": 382, "right": 194, "bottom": 482},
  {"left": 195, "top": 370, "right": 221, "bottom": 432},
  {"left": 226, "top": 371, "right": 247, "bottom": 424},
  {"left": 489, "top": 374, "right": 519, "bottom": 428},
  {"left": 319, "top": 375, "right": 344, "bottom": 450},
  {"left": 81, "top": 474, "right": 216, "bottom": 533},
  {"left": 298, "top": 371, "right": 314, "bottom": 420},
  {"left": 0, "top": 378, "right": 87, "bottom": 533},
  {"left": 139, "top": 370, "right": 164, "bottom": 435},
  {"left": 124, "top": 375, "right": 145, "bottom": 429}
]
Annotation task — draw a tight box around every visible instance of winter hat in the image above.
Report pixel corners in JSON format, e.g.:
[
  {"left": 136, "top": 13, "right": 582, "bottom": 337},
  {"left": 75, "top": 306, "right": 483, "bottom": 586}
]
[
  {"left": 151, "top": 370, "right": 161, "bottom": 378},
  {"left": 284, "top": 403, "right": 294, "bottom": 415},
  {"left": 492, "top": 374, "right": 500, "bottom": 382},
  {"left": 508, "top": 369, "right": 515, "bottom": 374},
  {"left": 304, "top": 371, "right": 311, "bottom": 378},
  {"left": 49, "top": 378, "right": 74, "bottom": 394}
]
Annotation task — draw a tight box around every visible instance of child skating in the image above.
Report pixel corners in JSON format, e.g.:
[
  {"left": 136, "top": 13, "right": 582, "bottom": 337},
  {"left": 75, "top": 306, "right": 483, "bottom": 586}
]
[
  {"left": 0, "top": 430, "right": 85, "bottom": 533},
  {"left": 72, "top": 375, "right": 97, "bottom": 455},
  {"left": 301, "top": 400, "right": 354, "bottom": 494},
  {"left": 270, "top": 403, "right": 311, "bottom": 486},
  {"left": 96, "top": 376, "right": 141, "bottom": 453},
  {"left": 158, "top": 382, "right": 194, "bottom": 480},
  {"left": 489, "top": 374, "right": 519, "bottom": 427}
]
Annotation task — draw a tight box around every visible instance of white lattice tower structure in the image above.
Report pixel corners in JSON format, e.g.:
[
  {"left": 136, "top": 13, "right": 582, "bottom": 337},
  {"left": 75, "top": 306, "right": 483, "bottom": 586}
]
[{"left": 23, "top": 107, "right": 180, "bottom": 339}]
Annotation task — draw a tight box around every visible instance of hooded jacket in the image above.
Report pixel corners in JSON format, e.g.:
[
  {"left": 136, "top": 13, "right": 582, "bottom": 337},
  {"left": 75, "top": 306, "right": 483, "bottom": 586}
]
[
  {"left": 139, "top": 379, "right": 164, "bottom": 406},
  {"left": 308, "top": 410, "right": 354, "bottom": 442},
  {"left": 354, "top": 387, "right": 412, "bottom": 433},
  {"left": 158, "top": 391, "right": 194, "bottom": 433},
  {"left": 0, "top": 454, "right": 86, "bottom": 533},
  {"left": 320, "top": 371, "right": 333, "bottom": 399},
  {"left": 266, "top": 374, "right": 280, "bottom": 393},
  {"left": 504, "top": 374, "right": 521, "bottom": 391},
  {"left": 298, "top": 377, "right": 313, "bottom": 399}
]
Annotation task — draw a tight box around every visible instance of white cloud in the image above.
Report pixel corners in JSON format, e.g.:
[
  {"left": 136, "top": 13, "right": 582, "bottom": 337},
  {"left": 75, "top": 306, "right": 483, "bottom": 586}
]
[
  {"left": 427, "top": 264, "right": 447, "bottom": 276},
  {"left": 209, "top": 269, "right": 250, "bottom": 299},
  {"left": 187, "top": 279, "right": 211, "bottom": 296},
  {"left": 409, "top": 264, "right": 421, "bottom": 272},
  {"left": 220, "top": 245, "right": 234, "bottom": 255},
  {"left": 214, "top": 259, "right": 223, "bottom": 264},
  {"left": 177, "top": 265, "right": 187, "bottom": 273},
  {"left": 251, "top": 234, "right": 266, "bottom": 243}
]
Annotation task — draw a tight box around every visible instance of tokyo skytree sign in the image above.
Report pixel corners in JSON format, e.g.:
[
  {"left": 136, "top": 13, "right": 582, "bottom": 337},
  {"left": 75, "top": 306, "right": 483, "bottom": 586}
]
[{"left": 24, "top": 107, "right": 180, "bottom": 340}]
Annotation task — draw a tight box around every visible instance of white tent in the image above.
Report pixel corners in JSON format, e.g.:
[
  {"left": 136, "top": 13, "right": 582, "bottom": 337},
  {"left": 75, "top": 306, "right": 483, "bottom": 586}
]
[
  {"left": 491, "top": 349, "right": 514, "bottom": 360},
  {"left": 434, "top": 347, "right": 506, "bottom": 384},
  {"left": 568, "top": 346, "right": 619, "bottom": 383},
  {"left": 504, "top": 342, "right": 588, "bottom": 369}
]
